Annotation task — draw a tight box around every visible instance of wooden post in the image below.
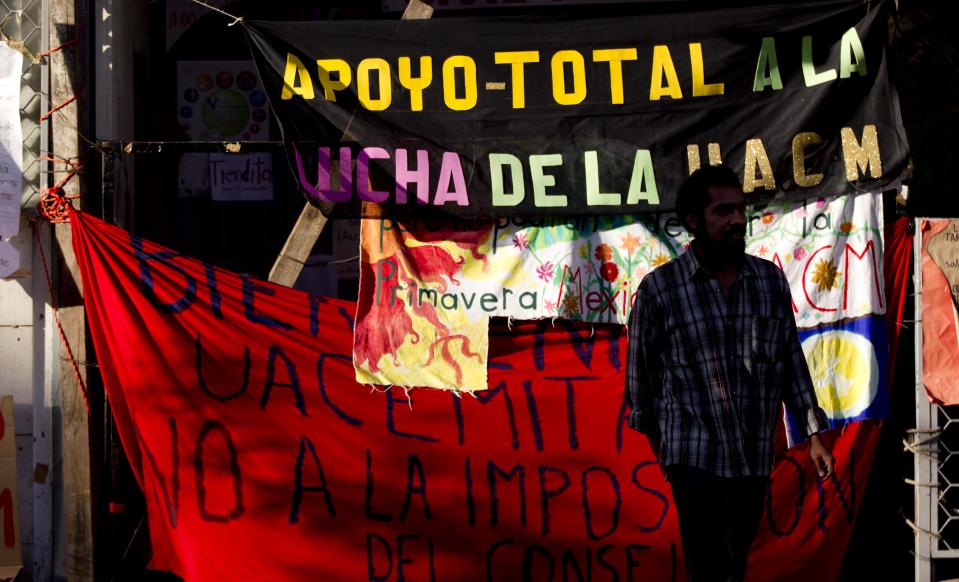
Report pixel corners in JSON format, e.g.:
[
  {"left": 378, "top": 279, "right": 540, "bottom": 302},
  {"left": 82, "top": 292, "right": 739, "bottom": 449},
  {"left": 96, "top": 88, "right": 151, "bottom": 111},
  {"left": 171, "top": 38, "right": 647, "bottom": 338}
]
[
  {"left": 268, "top": 201, "right": 334, "bottom": 286},
  {"left": 50, "top": 0, "right": 93, "bottom": 579},
  {"left": 268, "top": 0, "right": 433, "bottom": 287}
]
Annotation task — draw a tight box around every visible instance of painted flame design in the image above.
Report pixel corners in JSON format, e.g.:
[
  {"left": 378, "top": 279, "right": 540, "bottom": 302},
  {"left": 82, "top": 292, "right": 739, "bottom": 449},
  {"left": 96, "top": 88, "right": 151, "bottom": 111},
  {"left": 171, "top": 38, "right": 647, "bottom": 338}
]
[{"left": 354, "top": 215, "right": 492, "bottom": 386}]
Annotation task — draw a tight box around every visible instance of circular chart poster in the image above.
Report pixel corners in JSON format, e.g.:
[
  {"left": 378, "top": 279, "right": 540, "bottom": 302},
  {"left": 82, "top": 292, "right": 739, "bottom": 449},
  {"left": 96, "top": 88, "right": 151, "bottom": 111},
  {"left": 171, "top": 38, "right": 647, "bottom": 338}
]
[{"left": 177, "top": 61, "right": 270, "bottom": 141}]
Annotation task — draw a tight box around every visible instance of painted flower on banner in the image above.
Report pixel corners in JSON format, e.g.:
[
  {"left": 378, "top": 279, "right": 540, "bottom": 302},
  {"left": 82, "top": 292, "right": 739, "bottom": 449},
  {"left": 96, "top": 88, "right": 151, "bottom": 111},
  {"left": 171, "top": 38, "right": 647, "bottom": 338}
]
[
  {"left": 595, "top": 243, "right": 613, "bottom": 262},
  {"left": 839, "top": 222, "right": 855, "bottom": 235},
  {"left": 545, "top": 300, "right": 557, "bottom": 314},
  {"left": 651, "top": 253, "right": 671, "bottom": 268},
  {"left": 562, "top": 293, "right": 581, "bottom": 317},
  {"left": 513, "top": 233, "right": 529, "bottom": 250},
  {"left": 812, "top": 258, "right": 841, "bottom": 292},
  {"left": 578, "top": 245, "right": 588, "bottom": 259},
  {"left": 620, "top": 233, "right": 641, "bottom": 255},
  {"left": 793, "top": 247, "right": 807, "bottom": 261},
  {"left": 761, "top": 212, "right": 776, "bottom": 225},
  {"left": 600, "top": 262, "right": 619, "bottom": 283},
  {"left": 537, "top": 261, "right": 555, "bottom": 282},
  {"left": 757, "top": 245, "right": 769, "bottom": 257}
]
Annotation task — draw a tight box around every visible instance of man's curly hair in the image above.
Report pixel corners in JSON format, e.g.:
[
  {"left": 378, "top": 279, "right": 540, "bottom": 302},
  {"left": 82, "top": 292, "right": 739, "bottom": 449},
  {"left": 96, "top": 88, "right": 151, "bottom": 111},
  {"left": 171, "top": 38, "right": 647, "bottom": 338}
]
[{"left": 675, "top": 164, "right": 742, "bottom": 233}]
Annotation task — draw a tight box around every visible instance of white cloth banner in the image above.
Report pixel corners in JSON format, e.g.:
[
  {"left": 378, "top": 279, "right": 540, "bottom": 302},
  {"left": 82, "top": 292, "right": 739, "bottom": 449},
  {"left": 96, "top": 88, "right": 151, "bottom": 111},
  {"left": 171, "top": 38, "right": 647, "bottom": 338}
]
[
  {"left": 448, "top": 193, "right": 884, "bottom": 326},
  {"left": 357, "top": 194, "right": 886, "bottom": 397}
]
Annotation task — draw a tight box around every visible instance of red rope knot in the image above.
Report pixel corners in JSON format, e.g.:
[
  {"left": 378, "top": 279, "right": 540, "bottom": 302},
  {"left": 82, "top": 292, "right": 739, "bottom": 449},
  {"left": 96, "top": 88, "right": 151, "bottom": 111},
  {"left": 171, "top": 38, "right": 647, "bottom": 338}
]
[
  {"left": 38, "top": 186, "right": 75, "bottom": 223},
  {"left": 38, "top": 165, "right": 81, "bottom": 223}
]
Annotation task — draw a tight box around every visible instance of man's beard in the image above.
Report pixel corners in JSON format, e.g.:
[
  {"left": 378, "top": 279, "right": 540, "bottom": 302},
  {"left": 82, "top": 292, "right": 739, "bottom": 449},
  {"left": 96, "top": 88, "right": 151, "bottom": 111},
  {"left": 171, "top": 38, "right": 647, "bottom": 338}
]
[
  {"left": 701, "top": 226, "right": 747, "bottom": 257},
  {"left": 721, "top": 236, "right": 746, "bottom": 255}
]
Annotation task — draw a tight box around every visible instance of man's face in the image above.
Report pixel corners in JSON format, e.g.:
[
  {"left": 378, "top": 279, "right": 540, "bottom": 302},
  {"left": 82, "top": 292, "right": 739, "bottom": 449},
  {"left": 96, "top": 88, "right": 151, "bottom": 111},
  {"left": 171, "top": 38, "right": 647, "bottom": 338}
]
[{"left": 688, "top": 185, "right": 747, "bottom": 255}]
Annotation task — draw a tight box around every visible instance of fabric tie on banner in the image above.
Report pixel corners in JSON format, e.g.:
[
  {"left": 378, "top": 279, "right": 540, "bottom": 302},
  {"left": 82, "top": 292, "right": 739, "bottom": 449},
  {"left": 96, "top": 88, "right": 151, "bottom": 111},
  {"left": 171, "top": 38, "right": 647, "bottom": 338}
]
[{"left": 69, "top": 209, "right": 880, "bottom": 581}]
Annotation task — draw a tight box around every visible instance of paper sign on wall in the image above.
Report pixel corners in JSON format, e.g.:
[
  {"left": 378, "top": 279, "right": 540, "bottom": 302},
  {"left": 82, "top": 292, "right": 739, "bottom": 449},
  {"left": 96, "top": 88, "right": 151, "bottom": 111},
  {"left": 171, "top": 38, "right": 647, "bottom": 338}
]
[
  {"left": 0, "top": 241, "right": 18, "bottom": 279},
  {"left": 165, "top": 0, "right": 229, "bottom": 51},
  {"left": 176, "top": 61, "right": 273, "bottom": 200},
  {"left": 921, "top": 220, "right": 959, "bottom": 405},
  {"left": 0, "top": 395, "right": 22, "bottom": 579},
  {"left": 176, "top": 61, "right": 269, "bottom": 141},
  {"left": 208, "top": 153, "right": 273, "bottom": 202},
  {"left": 0, "top": 42, "right": 22, "bottom": 239},
  {"left": 927, "top": 220, "right": 959, "bottom": 306},
  {"left": 332, "top": 218, "right": 360, "bottom": 278}
]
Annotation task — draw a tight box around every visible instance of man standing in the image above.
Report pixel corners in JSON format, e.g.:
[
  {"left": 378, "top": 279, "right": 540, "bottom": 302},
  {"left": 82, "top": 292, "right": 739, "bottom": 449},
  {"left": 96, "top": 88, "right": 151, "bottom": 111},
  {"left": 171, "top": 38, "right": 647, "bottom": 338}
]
[{"left": 625, "top": 164, "right": 834, "bottom": 582}]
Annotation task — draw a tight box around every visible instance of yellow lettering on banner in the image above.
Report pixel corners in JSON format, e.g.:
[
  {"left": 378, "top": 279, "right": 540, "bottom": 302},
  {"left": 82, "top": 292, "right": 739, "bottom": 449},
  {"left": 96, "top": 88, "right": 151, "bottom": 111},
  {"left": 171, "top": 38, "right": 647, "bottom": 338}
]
[
  {"left": 743, "top": 138, "right": 776, "bottom": 193},
  {"left": 690, "top": 43, "right": 724, "bottom": 97},
  {"left": 707, "top": 143, "right": 722, "bottom": 166},
  {"left": 357, "top": 58, "right": 392, "bottom": 110},
  {"left": 686, "top": 145, "right": 701, "bottom": 174},
  {"left": 650, "top": 45, "right": 682, "bottom": 101},
  {"left": 443, "top": 55, "right": 478, "bottom": 111},
  {"left": 792, "top": 132, "right": 824, "bottom": 187},
  {"left": 551, "top": 50, "right": 587, "bottom": 105},
  {"left": 281, "top": 53, "right": 315, "bottom": 100},
  {"left": 316, "top": 59, "right": 352, "bottom": 102},
  {"left": 686, "top": 143, "right": 722, "bottom": 174},
  {"left": 398, "top": 56, "right": 433, "bottom": 111},
  {"left": 841, "top": 125, "right": 882, "bottom": 181},
  {"left": 494, "top": 51, "right": 540, "bottom": 109},
  {"left": 592, "top": 48, "right": 637, "bottom": 105}
]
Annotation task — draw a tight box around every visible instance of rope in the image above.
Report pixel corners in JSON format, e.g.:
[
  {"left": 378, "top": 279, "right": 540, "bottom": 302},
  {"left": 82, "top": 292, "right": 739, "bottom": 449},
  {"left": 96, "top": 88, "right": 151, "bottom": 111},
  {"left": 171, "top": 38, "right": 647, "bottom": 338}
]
[
  {"left": 904, "top": 516, "right": 941, "bottom": 540},
  {"left": 36, "top": 38, "right": 80, "bottom": 60},
  {"left": 188, "top": 0, "right": 244, "bottom": 26},
  {"left": 40, "top": 95, "right": 77, "bottom": 123},
  {"left": 41, "top": 154, "right": 82, "bottom": 169},
  {"left": 904, "top": 478, "right": 938, "bottom": 488},
  {"left": 0, "top": 32, "right": 38, "bottom": 62},
  {"left": 33, "top": 223, "right": 90, "bottom": 415},
  {"left": 903, "top": 435, "right": 940, "bottom": 461},
  {"left": 38, "top": 167, "right": 81, "bottom": 223}
]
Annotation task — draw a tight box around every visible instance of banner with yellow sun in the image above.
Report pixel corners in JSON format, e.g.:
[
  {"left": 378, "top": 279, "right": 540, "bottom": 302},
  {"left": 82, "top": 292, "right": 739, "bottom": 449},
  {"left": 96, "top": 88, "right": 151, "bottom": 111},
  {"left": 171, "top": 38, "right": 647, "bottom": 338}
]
[
  {"left": 792, "top": 315, "right": 888, "bottom": 443},
  {"left": 355, "top": 193, "right": 885, "bottom": 395}
]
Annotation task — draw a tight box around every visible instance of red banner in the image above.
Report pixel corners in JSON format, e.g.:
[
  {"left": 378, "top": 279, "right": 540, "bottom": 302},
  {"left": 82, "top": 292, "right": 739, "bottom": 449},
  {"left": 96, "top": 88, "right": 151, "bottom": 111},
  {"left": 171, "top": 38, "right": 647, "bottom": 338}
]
[{"left": 71, "top": 210, "right": 878, "bottom": 581}]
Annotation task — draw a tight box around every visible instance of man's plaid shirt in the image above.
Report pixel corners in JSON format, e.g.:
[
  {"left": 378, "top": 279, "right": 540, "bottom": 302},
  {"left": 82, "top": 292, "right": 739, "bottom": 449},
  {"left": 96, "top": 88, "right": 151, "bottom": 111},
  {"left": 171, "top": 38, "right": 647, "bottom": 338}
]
[{"left": 625, "top": 248, "right": 828, "bottom": 478}]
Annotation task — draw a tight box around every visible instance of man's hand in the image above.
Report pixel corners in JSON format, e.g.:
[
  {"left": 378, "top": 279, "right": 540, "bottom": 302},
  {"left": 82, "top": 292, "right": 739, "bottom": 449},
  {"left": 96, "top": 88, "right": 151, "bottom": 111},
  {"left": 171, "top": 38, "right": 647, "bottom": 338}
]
[{"left": 809, "top": 433, "right": 834, "bottom": 480}]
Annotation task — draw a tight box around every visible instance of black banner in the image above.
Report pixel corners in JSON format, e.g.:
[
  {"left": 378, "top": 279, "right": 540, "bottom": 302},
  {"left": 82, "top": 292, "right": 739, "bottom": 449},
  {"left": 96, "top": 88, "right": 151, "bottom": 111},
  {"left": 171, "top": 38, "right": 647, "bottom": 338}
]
[{"left": 244, "top": 1, "right": 908, "bottom": 218}]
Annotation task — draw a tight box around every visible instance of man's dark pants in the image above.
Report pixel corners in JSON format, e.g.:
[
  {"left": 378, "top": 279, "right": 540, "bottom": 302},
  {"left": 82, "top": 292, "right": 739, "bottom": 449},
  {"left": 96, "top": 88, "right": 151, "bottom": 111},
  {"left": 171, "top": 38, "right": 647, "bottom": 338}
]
[{"left": 666, "top": 464, "right": 769, "bottom": 582}]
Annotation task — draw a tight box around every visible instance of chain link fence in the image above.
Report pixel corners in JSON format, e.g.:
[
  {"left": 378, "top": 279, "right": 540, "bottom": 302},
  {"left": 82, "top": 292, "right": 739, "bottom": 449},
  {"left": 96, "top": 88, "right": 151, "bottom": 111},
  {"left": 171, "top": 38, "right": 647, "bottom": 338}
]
[{"left": 1, "top": 0, "right": 45, "bottom": 208}]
